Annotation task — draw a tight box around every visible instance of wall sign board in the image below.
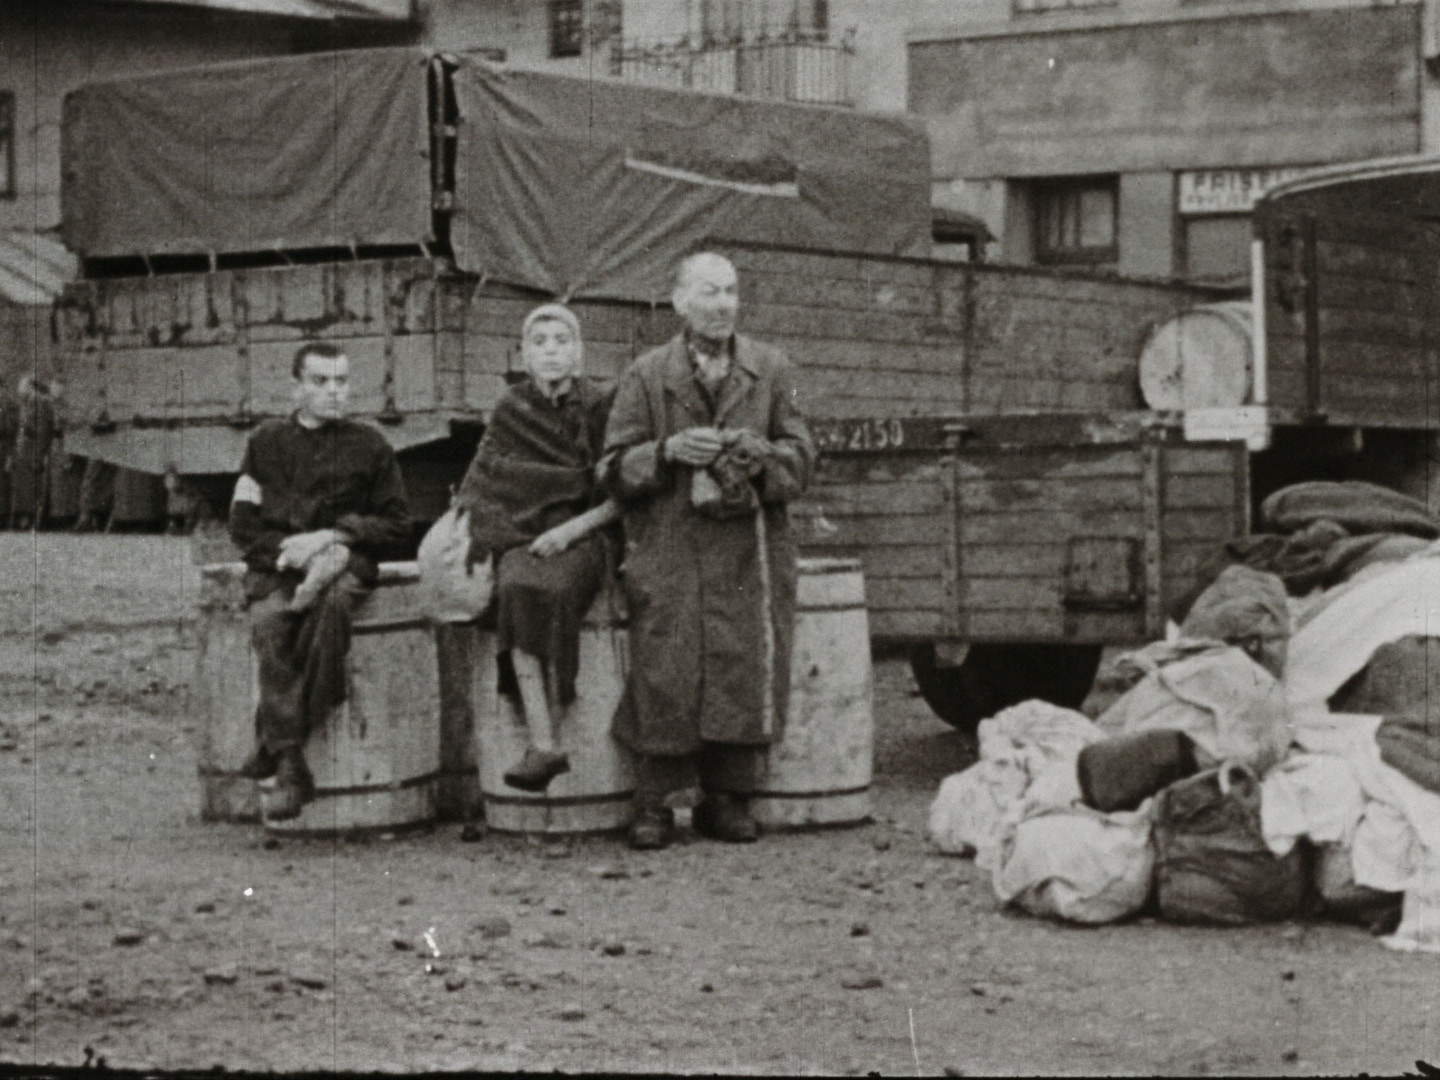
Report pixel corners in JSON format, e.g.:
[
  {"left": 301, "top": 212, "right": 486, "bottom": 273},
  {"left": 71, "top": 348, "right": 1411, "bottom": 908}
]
[{"left": 1178, "top": 168, "right": 1314, "bottom": 216}]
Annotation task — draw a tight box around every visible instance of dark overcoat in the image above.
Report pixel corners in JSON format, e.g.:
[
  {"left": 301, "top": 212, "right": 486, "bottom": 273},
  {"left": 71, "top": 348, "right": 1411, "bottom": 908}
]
[{"left": 601, "top": 333, "right": 814, "bottom": 756}]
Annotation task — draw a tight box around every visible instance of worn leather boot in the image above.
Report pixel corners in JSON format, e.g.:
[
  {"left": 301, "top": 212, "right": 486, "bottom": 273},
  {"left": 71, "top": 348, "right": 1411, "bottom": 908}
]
[
  {"left": 262, "top": 748, "right": 315, "bottom": 822},
  {"left": 693, "top": 792, "right": 759, "bottom": 843},
  {"left": 503, "top": 747, "right": 571, "bottom": 792},
  {"left": 238, "top": 745, "right": 278, "bottom": 781},
  {"left": 627, "top": 805, "right": 675, "bottom": 851}
]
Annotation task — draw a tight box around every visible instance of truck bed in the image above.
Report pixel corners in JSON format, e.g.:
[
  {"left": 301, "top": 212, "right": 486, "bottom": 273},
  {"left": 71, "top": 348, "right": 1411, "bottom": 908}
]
[{"left": 799, "top": 414, "right": 1248, "bottom": 645}]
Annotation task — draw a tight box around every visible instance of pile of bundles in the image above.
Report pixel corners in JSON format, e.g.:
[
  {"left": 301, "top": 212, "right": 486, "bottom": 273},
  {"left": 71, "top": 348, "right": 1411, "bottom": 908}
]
[{"left": 930, "top": 481, "right": 1440, "bottom": 949}]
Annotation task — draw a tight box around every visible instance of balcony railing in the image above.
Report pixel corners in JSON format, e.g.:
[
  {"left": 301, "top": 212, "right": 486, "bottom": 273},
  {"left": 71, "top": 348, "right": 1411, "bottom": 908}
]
[{"left": 610, "top": 29, "right": 854, "bottom": 107}]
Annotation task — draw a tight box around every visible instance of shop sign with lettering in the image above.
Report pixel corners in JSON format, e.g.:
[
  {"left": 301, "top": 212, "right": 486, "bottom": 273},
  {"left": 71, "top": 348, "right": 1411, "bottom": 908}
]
[{"left": 1178, "top": 168, "right": 1314, "bottom": 215}]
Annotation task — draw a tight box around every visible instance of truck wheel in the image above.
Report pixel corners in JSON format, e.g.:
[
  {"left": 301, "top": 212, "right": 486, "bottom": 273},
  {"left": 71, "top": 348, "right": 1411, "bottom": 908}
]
[{"left": 908, "top": 643, "right": 1104, "bottom": 735}]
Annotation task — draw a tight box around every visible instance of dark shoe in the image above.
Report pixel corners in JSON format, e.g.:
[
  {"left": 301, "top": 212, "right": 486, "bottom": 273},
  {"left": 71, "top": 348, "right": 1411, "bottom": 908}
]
[
  {"left": 263, "top": 749, "right": 315, "bottom": 822},
  {"left": 238, "top": 745, "right": 278, "bottom": 781},
  {"left": 503, "top": 748, "right": 570, "bottom": 792},
  {"left": 627, "top": 806, "right": 675, "bottom": 851},
  {"left": 693, "top": 793, "right": 759, "bottom": 843}
]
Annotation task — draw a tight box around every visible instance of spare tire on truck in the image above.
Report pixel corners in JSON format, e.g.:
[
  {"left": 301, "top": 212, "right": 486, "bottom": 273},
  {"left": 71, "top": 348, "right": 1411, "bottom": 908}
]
[{"left": 909, "top": 643, "right": 1103, "bottom": 735}]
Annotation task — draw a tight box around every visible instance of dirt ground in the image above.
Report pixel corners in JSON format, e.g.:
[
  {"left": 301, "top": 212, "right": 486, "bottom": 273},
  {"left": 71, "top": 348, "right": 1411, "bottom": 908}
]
[{"left": 2, "top": 534, "right": 1440, "bottom": 1076}]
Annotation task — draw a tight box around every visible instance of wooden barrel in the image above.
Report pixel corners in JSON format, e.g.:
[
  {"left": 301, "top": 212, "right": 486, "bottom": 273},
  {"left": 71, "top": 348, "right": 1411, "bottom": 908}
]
[
  {"left": 194, "top": 562, "right": 261, "bottom": 822},
  {"left": 264, "top": 563, "right": 441, "bottom": 837},
  {"left": 434, "top": 622, "right": 481, "bottom": 822},
  {"left": 750, "top": 558, "right": 874, "bottom": 830},
  {"left": 475, "top": 595, "right": 635, "bottom": 834},
  {"left": 1138, "top": 301, "right": 1253, "bottom": 411}
]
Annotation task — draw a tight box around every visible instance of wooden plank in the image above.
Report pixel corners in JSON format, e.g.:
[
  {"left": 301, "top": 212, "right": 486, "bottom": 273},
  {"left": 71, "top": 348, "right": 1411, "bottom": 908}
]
[
  {"left": 867, "top": 577, "right": 946, "bottom": 613},
  {"left": 961, "top": 576, "right": 1067, "bottom": 611},
  {"left": 961, "top": 508, "right": 1144, "bottom": 543},
  {"left": 799, "top": 481, "right": 945, "bottom": 517},
  {"left": 1323, "top": 341, "right": 1435, "bottom": 379},
  {"left": 793, "top": 513, "right": 948, "bottom": 547},
  {"left": 963, "top": 543, "right": 1067, "bottom": 578},
  {"left": 1155, "top": 508, "right": 1241, "bottom": 543},
  {"left": 766, "top": 336, "right": 966, "bottom": 376},
  {"left": 815, "top": 455, "right": 948, "bottom": 486},
  {"left": 795, "top": 542, "right": 946, "bottom": 580},
  {"left": 1163, "top": 474, "right": 1240, "bottom": 511},
  {"left": 868, "top": 608, "right": 946, "bottom": 641},
  {"left": 966, "top": 609, "right": 1142, "bottom": 644},
  {"left": 1316, "top": 306, "right": 1430, "bottom": 349},
  {"left": 1317, "top": 272, "right": 1425, "bottom": 315},
  {"left": 744, "top": 301, "right": 949, "bottom": 345},
  {"left": 98, "top": 344, "right": 243, "bottom": 419},
  {"left": 1164, "top": 446, "right": 1243, "bottom": 475},
  {"left": 745, "top": 268, "right": 939, "bottom": 317},
  {"left": 956, "top": 475, "right": 1145, "bottom": 513},
  {"left": 1316, "top": 237, "right": 1432, "bottom": 280},
  {"left": 801, "top": 366, "right": 968, "bottom": 407},
  {"left": 955, "top": 448, "right": 1142, "bottom": 482}
]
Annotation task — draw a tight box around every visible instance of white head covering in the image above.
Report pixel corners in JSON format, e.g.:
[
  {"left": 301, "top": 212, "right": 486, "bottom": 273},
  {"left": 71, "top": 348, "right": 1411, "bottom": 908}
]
[{"left": 521, "top": 302, "right": 584, "bottom": 362}]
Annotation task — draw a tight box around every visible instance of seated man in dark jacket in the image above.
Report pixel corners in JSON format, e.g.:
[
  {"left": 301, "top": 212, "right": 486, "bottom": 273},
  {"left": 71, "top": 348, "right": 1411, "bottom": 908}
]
[{"left": 229, "top": 341, "right": 410, "bottom": 820}]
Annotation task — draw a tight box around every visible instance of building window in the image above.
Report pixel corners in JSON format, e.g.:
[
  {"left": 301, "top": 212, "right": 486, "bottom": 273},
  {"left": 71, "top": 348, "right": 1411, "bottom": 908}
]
[
  {"left": 549, "top": 0, "right": 585, "bottom": 59},
  {"left": 0, "top": 93, "right": 13, "bottom": 200},
  {"left": 1034, "top": 175, "right": 1118, "bottom": 265}
]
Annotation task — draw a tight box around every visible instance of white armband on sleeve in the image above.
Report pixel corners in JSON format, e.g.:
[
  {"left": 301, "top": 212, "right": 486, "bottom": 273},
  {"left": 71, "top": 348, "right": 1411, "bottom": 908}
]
[{"left": 232, "top": 474, "right": 262, "bottom": 507}]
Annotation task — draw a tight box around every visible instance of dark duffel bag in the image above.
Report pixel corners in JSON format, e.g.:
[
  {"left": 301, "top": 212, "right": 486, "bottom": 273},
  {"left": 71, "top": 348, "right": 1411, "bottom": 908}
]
[
  {"left": 1154, "top": 764, "right": 1311, "bottom": 926},
  {"left": 1078, "top": 729, "right": 1198, "bottom": 813}
]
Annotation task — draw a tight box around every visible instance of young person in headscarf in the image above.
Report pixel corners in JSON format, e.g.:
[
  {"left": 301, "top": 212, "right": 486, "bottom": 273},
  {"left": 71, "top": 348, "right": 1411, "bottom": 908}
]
[{"left": 457, "top": 303, "right": 620, "bottom": 792}]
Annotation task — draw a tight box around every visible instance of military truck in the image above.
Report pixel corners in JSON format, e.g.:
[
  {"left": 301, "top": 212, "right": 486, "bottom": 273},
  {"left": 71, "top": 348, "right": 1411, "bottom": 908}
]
[{"left": 55, "top": 48, "right": 1287, "bottom": 731}]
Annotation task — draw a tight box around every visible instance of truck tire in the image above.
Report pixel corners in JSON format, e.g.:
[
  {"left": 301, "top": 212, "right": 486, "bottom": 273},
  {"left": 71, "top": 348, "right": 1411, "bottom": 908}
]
[{"left": 908, "top": 643, "right": 1104, "bottom": 735}]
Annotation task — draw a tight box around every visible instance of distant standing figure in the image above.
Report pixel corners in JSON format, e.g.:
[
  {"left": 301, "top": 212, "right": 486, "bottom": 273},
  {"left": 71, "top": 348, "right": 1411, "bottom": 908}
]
[
  {"left": 600, "top": 252, "right": 815, "bottom": 851},
  {"left": 10, "top": 376, "right": 54, "bottom": 530},
  {"left": 229, "top": 341, "right": 411, "bottom": 820},
  {"left": 456, "top": 303, "right": 620, "bottom": 793},
  {"left": 74, "top": 458, "right": 115, "bottom": 533},
  {"left": 0, "top": 379, "right": 15, "bottom": 528}
]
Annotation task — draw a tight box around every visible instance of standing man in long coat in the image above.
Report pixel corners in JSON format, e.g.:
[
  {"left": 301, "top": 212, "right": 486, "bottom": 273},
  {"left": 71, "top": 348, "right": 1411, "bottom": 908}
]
[{"left": 601, "top": 252, "right": 815, "bottom": 850}]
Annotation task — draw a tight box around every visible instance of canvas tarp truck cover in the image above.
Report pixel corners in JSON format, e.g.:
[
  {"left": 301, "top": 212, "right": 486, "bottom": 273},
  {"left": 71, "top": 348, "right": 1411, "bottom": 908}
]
[
  {"left": 61, "top": 48, "right": 433, "bottom": 258},
  {"left": 449, "top": 55, "right": 932, "bottom": 301}
]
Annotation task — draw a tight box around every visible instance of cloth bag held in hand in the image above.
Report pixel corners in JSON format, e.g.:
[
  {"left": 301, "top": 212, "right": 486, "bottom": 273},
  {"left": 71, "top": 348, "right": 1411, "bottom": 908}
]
[{"left": 417, "top": 503, "right": 493, "bottom": 623}]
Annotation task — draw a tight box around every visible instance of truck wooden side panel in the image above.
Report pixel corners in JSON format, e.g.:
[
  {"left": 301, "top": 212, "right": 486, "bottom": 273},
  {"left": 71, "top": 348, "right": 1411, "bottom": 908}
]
[
  {"left": 55, "top": 247, "right": 1221, "bottom": 442},
  {"left": 1261, "top": 206, "right": 1440, "bottom": 429},
  {"left": 798, "top": 423, "right": 1247, "bottom": 645}
]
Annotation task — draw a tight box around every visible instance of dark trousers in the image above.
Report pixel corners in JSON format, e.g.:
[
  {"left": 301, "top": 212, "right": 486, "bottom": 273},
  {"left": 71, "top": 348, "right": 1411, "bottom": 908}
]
[
  {"left": 634, "top": 743, "right": 768, "bottom": 808},
  {"left": 249, "top": 572, "right": 368, "bottom": 753}
]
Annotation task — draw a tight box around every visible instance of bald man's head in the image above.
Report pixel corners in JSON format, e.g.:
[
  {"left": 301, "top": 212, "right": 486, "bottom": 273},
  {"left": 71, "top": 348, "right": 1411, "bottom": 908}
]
[{"left": 673, "top": 252, "right": 740, "bottom": 343}]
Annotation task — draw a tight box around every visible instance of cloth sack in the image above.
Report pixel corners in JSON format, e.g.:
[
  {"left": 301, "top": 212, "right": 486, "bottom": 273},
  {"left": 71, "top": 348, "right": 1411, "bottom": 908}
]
[
  {"left": 1286, "top": 558, "right": 1440, "bottom": 717},
  {"left": 1154, "top": 765, "right": 1311, "bottom": 926},
  {"left": 1179, "top": 565, "right": 1291, "bottom": 678},
  {"left": 1098, "top": 643, "right": 1290, "bottom": 776},
  {"left": 1313, "top": 843, "right": 1402, "bottom": 925},
  {"left": 927, "top": 700, "right": 1102, "bottom": 867},
  {"left": 1078, "top": 729, "right": 1198, "bottom": 813},
  {"left": 1328, "top": 635, "right": 1440, "bottom": 796},
  {"left": 993, "top": 795, "right": 1156, "bottom": 925},
  {"left": 1261, "top": 480, "right": 1439, "bottom": 539},
  {"left": 416, "top": 504, "right": 494, "bottom": 623}
]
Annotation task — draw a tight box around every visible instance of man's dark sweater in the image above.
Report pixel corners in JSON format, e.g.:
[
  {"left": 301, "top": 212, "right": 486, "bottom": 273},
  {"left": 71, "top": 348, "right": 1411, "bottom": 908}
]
[{"left": 230, "top": 416, "right": 410, "bottom": 597}]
